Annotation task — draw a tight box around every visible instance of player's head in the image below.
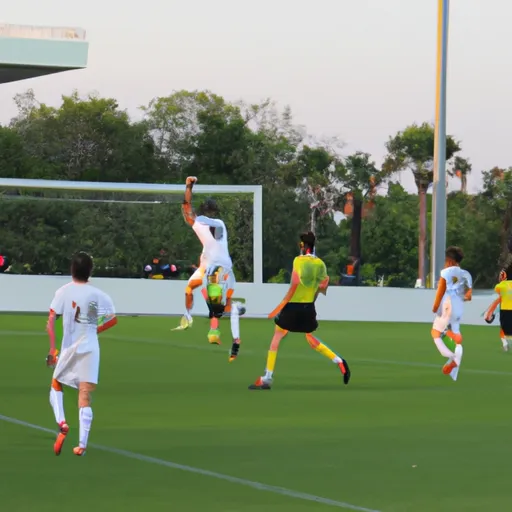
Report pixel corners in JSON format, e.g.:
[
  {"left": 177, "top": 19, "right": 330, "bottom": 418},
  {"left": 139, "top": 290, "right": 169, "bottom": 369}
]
[
  {"left": 198, "top": 197, "right": 219, "bottom": 218},
  {"left": 300, "top": 231, "right": 316, "bottom": 255},
  {"left": 502, "top": 264, "right": 512, "bottom": 281},
  {"left": 445, "top": 246, "right": 464, "bottom": 266},
  {"left": 71, "top": 251, "right": 93, "bottom": 283}
]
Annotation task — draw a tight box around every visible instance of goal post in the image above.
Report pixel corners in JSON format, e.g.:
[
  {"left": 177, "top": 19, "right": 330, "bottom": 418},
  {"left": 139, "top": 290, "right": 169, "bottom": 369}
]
[{"left": 0, "top": 177, "right": 263, "bottom": 284}]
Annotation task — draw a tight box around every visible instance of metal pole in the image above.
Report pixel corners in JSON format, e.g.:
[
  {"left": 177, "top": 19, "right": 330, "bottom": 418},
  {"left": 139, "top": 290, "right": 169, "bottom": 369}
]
[{"left": 431, "top": 0, "right": 450, "bottom": 288}]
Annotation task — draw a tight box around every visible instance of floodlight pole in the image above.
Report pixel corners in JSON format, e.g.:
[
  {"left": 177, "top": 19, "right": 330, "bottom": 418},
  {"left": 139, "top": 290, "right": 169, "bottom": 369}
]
[{"left": 431, "top": 0, "right": 450, "bottom": 289}]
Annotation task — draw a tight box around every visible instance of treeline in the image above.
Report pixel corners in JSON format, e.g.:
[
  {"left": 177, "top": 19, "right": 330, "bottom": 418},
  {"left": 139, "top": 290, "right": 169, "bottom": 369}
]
[{"left": 0, "top": 89, "right": 510, "bottom": 287}]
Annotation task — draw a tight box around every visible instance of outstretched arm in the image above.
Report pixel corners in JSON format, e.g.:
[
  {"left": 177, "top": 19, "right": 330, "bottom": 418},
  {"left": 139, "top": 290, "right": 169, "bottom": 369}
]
[
  {"left": 182, "top": 176, "right": 197, "bottom": 226},
  {"left": 268, "top": 271, "right": 300, "bottom": 319}
]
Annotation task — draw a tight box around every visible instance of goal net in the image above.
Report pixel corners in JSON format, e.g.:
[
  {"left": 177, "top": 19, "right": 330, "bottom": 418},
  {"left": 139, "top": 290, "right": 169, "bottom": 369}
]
[{"left": 0, "top": 178, "right": 262, "bottom": 284}]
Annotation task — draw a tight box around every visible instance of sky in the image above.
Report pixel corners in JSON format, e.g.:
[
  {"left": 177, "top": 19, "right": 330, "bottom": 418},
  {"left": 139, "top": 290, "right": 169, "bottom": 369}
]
[{"left": 1, "top": 0, "right": 510, "bottom": 194}]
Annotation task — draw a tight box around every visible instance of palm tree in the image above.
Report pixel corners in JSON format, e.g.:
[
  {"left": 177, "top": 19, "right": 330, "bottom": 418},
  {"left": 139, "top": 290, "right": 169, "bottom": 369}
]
[{"left": 449, "top": 156, "right": 471, "bottom": 194}]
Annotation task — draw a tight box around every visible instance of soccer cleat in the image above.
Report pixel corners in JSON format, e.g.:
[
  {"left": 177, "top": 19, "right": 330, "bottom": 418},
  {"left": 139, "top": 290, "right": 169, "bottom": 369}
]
[
  {"left": 442, "top": 359, "right": 458, "bottom": 375},
  {"left": 207, "top": 329, "right": 221, "bottom": 345},
  {"left": 73, "top": 447, "right": 86, "bottom": 456},
  {"left": 228, "top": 340, "right": 240, "bottom": 362},
  {"left": 338, "top": 360, "right": 351, "bottom": 385},
  {"left": 248, "top": 377, "right": 272, "bottom": 390},
  {"left": 172, "top": 315, "right": 193, "bottom": 331},
  {"left": 53, "top": 421, "right": 69, "bottom": 456}
]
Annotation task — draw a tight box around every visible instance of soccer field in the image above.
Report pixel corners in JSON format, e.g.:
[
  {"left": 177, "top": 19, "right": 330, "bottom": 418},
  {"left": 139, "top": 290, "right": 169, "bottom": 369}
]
[{"left": 1, "top": 315, "right": 512, "bottom": 512}]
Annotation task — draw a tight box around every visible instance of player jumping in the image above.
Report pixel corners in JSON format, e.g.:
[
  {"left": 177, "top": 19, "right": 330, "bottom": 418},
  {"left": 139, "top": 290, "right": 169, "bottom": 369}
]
[
  {"left": 249, "top": 231, "right": 350, "bottom": 390},
  {"left": 431, "top": 246, "right": 472, "bottom": 381},
  {"left": 46, "top": 252, "right": 117, "bottom": 456},
  {"left": 485, "top": 265, "right": 512, "bottom": 352},
  {"left": 177, "top": 176, "right": 244, "bottom": 360}
]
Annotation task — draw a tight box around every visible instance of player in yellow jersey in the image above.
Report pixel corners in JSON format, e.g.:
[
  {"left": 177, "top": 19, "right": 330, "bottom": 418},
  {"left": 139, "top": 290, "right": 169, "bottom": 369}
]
[
  {"left": 485, "top": 265, "right": 512, "bottom": 351},
  {"left": 248, "top": 231, "right": 351, "bottom": 390}
]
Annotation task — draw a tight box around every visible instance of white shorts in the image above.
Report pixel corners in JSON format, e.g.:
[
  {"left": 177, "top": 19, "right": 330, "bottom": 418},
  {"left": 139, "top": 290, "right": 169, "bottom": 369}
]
[
  {"left": 53, "top": 343, "right": 100, "bottom": 389},
  {"left": 432, "top": 295, "right": 463, "bottom": 334}
]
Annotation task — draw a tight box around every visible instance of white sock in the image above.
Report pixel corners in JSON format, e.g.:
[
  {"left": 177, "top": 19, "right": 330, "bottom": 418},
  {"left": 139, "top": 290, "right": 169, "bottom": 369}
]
[
  {"left": 49, "top": 388, "right": 66, "bottom": 425},
  {"left": 263, "top": 370, "right": 273, "bottom": 380},
  {"left": 333, "top": 356, "right": 342, "bottom": 364},
  {"left": 434, "top": 338, "right": 455, "bottom": 358},
  {"left": 501, "top": 337, "right": 508, "bottom": 347},
  {"left": 230, "top": 303, "right": 240, "bottom": 340},
  {"left": 79, "top": 407, "right": 93, "bottom": 449},
  {"left": 454, "top": 344, "right": 463, "bottom": 366}
]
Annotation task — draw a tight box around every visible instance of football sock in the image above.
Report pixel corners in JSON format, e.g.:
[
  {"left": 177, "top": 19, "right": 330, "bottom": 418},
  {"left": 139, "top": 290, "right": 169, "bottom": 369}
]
[
  {"left": 434, "top": 338, "right": 455, "bottom": 358},
  {"left": 230, "top": 303, "right": 240, "bottom": 340},
  {"left": 210, "top": 317, "right": 219, "bottom": 330},
  {"left": 78, "top": 407, "right": 93, "bottom": 449},
  {"left": 264, "top": 350, "right": 277, "bottom": 380},
  {"left": 307, "top": 334, "right": 342, "bottom": 363},
  {"left": 454, "top": 344, "right": 463, "bottom": 366},
  {"left": 49, "top": 388, "right": 65, "bottom": 425}
]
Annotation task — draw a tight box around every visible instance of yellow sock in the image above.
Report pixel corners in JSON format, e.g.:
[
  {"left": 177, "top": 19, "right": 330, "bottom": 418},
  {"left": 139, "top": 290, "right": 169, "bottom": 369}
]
[
  {"left": 315, "top": 342, "right": 337, "bottom": 362},
  {"left": 266, "top": 350, "right": 277, "bottom": 373}
]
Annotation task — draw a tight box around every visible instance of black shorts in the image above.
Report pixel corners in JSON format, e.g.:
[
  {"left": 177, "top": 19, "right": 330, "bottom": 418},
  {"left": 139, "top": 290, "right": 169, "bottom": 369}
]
[
  {"left": 500, "top": 309, "right": 512, "bottom": 336},
  {"left": 275, "top": 302, "right": 318, "bottom": 333}
]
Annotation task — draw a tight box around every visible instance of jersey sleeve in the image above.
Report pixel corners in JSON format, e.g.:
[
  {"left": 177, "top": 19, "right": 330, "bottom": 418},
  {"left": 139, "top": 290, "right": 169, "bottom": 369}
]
[
  {"left": 495, "top": 282, "right": 504, "bottom": 294},
  {"left": 440, "top": 267, "right": 450, "bottom": 281},
  {"left": 98, "top": 291, "right": 116, "bottom": 318},
  {"left": 464, "top": 270, "right": 473, "bottom": 289},
  {"left": 192, "top": 219, "right": 215, "bottom": 246},
  {"left": 49, "top": 288, "right": 65, "bottom": 315}
]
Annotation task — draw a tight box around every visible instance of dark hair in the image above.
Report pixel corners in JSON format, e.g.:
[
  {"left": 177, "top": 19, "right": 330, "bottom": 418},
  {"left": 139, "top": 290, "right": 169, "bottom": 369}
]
[
  {"left": 198, "top": 198, "right": 219, "bottom": 217},
  {"left": 300, "top": 231, "right": 316, "bottom": 251},
  {"left": 503, "top": 264, "right": 512, "bottom": 281},
  {"left": 71, "top": 251, "right": 93, "bottom": 282},
  {"left": 445, "top": 246, "right": 464, "bottom": 264}
]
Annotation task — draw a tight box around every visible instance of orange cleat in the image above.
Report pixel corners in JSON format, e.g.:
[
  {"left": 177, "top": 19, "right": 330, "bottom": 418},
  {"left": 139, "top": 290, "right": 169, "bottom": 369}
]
[
  {"left": 442, "top": 360, "right": 458, "bottom": 375},
  {"left": 73, "top": 447, "right": 86, "bottom": 456},
  {"left": 248, "top": 376, "right": 272, "bottom": 390},
  {"left": 53, "top": 421, "right": 69, "bottom": 456}
]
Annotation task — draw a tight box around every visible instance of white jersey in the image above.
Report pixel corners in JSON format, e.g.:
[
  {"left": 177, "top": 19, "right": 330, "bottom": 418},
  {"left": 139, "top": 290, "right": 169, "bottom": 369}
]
[
  {"left": 50, "top": 282, "right": 115, "bottom": 388},
  {"left": 193, "top": 215, "right": 232, "bottom": 271},
  {"left": 441, "top": 266, "right": 472, "bottom": 304}
]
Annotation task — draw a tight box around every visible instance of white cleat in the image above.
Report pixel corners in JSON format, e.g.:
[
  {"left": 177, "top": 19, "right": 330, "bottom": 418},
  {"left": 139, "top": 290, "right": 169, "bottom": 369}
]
[{"left": 172, "top": 315, "right": 193, "bottom": 331}]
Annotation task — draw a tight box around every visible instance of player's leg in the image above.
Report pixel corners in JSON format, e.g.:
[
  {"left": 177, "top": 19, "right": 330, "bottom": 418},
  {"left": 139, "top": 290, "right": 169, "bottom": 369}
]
[
  {"left": 174, "top": 267, "right": 204, "bottom": 330},
  {"left": 499, "top": 328, "right": 509, "bottom": 352},
  {"left": 49, "top": 378, "right": 69, "bottom": 456},
  {"left": 73, "top": 382, "right": 96, "bottom": 456},
  {"left": 442, "top": 321, "right": 463, "bottom": 380},
  {"left": 431, "top": 299, "right": 455, "bottom": 366},
  {"left": 249, "top": 325, "right": 287, "bottom": 389},
  {"left": 305, "top": 333, "right": 351, "bottom": 385}
]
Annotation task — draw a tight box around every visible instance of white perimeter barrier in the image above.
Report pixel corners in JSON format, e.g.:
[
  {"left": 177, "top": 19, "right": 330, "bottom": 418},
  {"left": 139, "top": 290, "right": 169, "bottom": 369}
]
[{"left": 0, "top": 275, "right": 496, "bottom": 326}]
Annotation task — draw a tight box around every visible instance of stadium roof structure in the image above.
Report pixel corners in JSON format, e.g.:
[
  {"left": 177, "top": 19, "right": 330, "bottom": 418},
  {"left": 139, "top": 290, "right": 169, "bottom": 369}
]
[{"left": 0, "top": 23, "right": 88, "bottom": 84}]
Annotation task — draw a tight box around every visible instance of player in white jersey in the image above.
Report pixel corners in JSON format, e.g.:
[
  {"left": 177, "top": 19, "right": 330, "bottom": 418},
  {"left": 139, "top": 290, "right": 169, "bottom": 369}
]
[
  {"left": 176, "top": 176, "right": 244, "bottom": 360},
  {"left": 431, "top": 246, "right": 472, "bottom": 381},
  {"left": 46, "top": 252, "right": 117, "bottom": 456}
]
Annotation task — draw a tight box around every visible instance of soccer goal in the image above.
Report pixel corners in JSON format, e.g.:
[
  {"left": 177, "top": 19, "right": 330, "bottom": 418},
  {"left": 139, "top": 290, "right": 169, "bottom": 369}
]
[{"left": 0, "top": 177, "right": 263, "bottom": 284}]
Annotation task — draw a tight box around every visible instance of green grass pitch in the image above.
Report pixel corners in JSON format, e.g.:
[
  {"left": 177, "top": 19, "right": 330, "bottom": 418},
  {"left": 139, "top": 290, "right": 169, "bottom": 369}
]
[{"left": 1, "top": 314, "right": 512, "bottom": 512}]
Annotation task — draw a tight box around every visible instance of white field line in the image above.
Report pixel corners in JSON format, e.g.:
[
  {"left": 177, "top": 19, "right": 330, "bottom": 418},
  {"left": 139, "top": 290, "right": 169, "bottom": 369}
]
[
  {"left": 2, "top": 330, "right": 512, "bottom": 377},
  {"left": 0, "top": 414, "right": 381, "bottom": 512}
]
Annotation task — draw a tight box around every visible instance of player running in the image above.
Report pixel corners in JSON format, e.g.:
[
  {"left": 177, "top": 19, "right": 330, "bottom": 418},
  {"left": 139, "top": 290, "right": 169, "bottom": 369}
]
[
  {"left": 485, "top": 265, "right": 512, "bottom": 352},
  {"left": 431, "top": 246, "right": 472, "bottom": 381},
  {"left": 177, "top": 176, "right": 244, "bottom": 360},
  {"left": 249, "top": 231, "right": 350, "bottom": 390},
  {"left": 46, "top": 252, "right": 117, "bottom": 456}
]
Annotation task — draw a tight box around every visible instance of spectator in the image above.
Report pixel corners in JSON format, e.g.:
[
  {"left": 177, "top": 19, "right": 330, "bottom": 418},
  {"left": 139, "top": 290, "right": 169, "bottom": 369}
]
[{"left": 0, "top": 254, "right": 8, "bottom": 273}]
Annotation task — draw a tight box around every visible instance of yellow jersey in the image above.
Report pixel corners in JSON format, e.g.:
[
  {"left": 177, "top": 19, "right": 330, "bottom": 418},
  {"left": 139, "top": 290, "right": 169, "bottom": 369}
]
[
  {"left": 495, "top": 280, "right": 512, "bottom": 310},
  {"left": 289, "top": 254, "right": 328, "bottom": 303}
]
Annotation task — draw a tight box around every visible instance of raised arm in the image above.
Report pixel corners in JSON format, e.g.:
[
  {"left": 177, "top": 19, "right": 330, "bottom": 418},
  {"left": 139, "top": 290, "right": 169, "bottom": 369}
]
[{"left": 182, "top": 176, "right": 198, "bottom": 226}]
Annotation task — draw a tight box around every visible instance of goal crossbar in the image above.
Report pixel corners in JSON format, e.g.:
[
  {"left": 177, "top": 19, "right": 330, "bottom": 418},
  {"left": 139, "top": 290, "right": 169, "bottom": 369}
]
[{"left": 0, "top": 177, "right": 264, "bottom": 284}]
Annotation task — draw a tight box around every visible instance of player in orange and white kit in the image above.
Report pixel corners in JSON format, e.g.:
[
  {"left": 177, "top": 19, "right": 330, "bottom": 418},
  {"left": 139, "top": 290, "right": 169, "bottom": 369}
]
[
  {"left": 174, "top": 176, "right": 226, "bottom": 331},
  {"left": 431, "top": 246, "right": 472, "bottom": 381},
  {"left": 46, "top": 252, "right": 117, "bottom": 457}
]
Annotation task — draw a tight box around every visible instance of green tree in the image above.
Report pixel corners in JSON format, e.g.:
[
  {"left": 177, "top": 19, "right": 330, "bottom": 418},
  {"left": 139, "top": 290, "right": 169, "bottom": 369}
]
[
  {"left": 383, "top": 122, "right": 461, "bottom": 286},
  {"left": 449, "top": 156, "right": 472, "bottom": 194}
]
